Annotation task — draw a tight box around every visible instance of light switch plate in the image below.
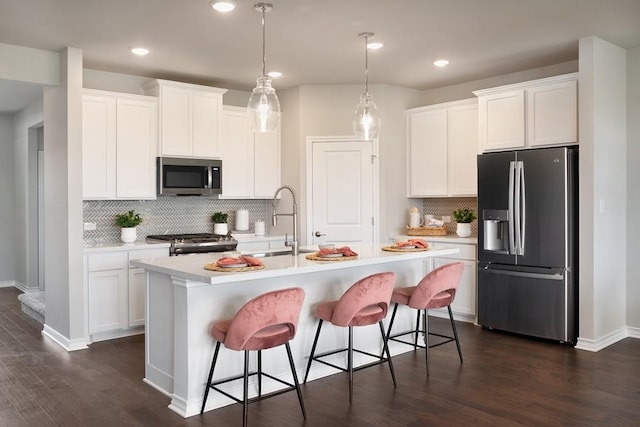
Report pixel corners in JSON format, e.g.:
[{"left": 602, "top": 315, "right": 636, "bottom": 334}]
[{"left": 441, "top": 216, "right": 451, "bottom": 223}]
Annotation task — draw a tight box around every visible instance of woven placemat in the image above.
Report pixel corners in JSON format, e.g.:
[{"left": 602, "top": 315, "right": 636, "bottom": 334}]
[
  {"left": 382, "top": 246, "right": 429, "bottom": 252},
  {"left": 204, "top": 263, "right": 265, "bottom": 272},
  {"left": 305, "top": 253, "right": 358, "bottom": 262}
]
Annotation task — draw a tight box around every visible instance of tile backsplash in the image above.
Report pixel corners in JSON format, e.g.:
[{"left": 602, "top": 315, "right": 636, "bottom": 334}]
[
  {"left": 423, "top": 197, "right": 478, "bottom": 235},
  {"left": 83, "top": 197, "right": 269, "bottom": 243}
]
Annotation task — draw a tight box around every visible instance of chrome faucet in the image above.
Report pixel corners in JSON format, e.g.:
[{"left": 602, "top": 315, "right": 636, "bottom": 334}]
[{"left": 272, "top": 185, "right": 298, "bottom": 256}]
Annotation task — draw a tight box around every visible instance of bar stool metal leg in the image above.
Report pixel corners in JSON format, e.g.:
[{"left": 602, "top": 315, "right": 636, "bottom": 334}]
[
  {"left": 303, "top": 319, "right": 323, "bottom": 383},
  {"left": 257, "top": 350, "right": 263, "bottom": 397},
  {"left": 201, "top": 341, "right": 221, "bottom": 414},
  {"left": 448, "top": 305, "right": 463, "bottom": 363},
  {"left": 243, "top": 350, "right": 249, "bottom": 427},
  {"left": 348, "top": 326, "right": 354, "bottom": 403},
  {"left": 378, "top": 321, "right": 397, "bottom": 388},
  {"left": 285, "top": 342, "right": 307, "bottom": 419},
  {"left": 424, "top": 309, "right": 430, "bottom": 376}
]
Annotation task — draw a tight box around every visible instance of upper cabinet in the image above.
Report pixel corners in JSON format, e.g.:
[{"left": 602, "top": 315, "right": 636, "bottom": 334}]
[
  {"left": 82, "top": 90, "right": 158, "bottom": 200},
  {"left": 474, "top": 73, "right": 577, "bottom": 152},
  {"left": 219, "top": 106, "right": 281, "bottom": 199},
  {"left": 142, "top": 79, "right": 227, "bottom": 158},
  {"left": 407, "top": 98, "right": 478, "bottom": 197}
]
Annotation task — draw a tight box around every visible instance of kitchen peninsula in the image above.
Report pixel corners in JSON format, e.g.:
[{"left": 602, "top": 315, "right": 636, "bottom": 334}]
[{"left": 131, "top": 245, "right": 458, "bottom": 417}]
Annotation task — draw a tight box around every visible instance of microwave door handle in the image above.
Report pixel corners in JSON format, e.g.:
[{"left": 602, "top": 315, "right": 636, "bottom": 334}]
[
  {"left": 508, "top": 161, "right": 516, "bottom": 254},
  {"left": 206, "top": 166, "right": 212, "bottom": 189}
]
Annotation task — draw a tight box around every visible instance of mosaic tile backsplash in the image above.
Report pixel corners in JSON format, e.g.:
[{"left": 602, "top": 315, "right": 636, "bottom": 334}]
[
  {"left": 422, "top": 197, "right": 478, "bottom": 235},
  {"left": 83, "top": 197, "right": 270, "bottom": 243}
]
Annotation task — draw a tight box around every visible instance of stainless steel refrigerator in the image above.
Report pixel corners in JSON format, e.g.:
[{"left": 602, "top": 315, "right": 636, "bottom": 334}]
[{"left": 477, "top": 146, "right": 578, "bottom": 344}]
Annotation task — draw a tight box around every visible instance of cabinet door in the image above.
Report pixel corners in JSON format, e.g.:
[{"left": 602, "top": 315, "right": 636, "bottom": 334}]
[
  {"left": 527, "top": 80, "right": 577, "bottom": 147},
  {"left": 192, "top": 91, "right": 222, "bottom": 158},
  {"left": 82, "top": 95, "right": 116, "bottom": 199},
  {"left": 116, "top": 98, "right": 158, "bottom": 199},
  {"left": 160, "top": 86, "right": 192, "bottom": 156},
  {"left": 434, "top": 257, "right": 477, "bottom": 316},
  {"left": 88, "top": 268, "right": 128, "bottom": 334},
  {"left": 253, "top": 127, "right": 281, "bottom": 198},
  {"left": 448, "top": 103, "right": 478, "bottom": 196},
  {"left": 220, "top": 108, "right": 253, "bottom": 197},
  {"left": 407, "top": 109, "right": 448, "bottom": 196},
  {"left": 478, "top": 90, "right": 525, "bottom": 151},
  {"left": 128, "top": 268, "right": 146, "bottom": 327}
]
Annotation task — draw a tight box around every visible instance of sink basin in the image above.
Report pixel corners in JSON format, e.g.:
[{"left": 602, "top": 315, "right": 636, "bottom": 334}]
[{"left": 243, "top": 248, "right": 316, "bottom": 258}]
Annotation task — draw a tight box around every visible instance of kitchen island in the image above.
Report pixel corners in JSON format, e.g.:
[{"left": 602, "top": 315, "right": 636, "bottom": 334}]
[{"left": 131, "top": 244, "right": 458, "bottom": 417}]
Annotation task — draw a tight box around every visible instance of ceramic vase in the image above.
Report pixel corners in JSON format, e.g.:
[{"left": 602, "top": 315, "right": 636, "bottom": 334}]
[
  {"left": 456, "top": 222, "right": 471, "bottom": 238},
  {"left": 121, "top": 227, "right": 137, "bottom": 243},
  {"left": 213, "top": 223, "right": 228, "bottom": 235}
]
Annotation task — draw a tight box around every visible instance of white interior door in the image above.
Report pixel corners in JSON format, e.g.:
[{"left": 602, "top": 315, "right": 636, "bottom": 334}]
[{"left": 310, "top": 139, "right": 375, "bottom": 245}]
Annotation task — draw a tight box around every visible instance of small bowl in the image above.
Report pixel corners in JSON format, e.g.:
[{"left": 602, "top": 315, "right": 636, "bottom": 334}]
[{"left": 318, "top": 243, "right": 335, "bottom": 250}]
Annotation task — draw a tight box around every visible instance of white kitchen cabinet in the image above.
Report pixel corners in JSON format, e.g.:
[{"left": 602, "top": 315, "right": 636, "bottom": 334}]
[
  {"left": 142, "top": 79, "right": 227, "bottom": 158},
  {"left": 85, "top": 246, "right": 170, "bottom": 340},
  {"left": 219, "top": 106, "right": 281, "bottom": 199},
  {"left": 407, "top": 98, "right": 478, "bottom": 197},
  {"left": 82, "top": 90, "right": 157, "bottom": 200},
  {"left": 474, "top": 73, "right": 577, "bottom": 152}
]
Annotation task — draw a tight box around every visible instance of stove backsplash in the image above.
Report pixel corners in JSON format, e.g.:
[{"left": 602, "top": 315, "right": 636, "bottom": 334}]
[{"left": 83, "top": 198, "right": 269, "bottom": 243}]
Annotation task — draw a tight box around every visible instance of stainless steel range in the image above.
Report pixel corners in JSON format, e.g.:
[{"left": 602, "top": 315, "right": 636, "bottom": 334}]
[{"left": 146, "top": 233, "right": 238, "bottom": 256}]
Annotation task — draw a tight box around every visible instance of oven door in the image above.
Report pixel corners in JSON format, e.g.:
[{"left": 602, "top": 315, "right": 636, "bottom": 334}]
[{"left": 157, "top": 157, "right": 213, "bottom": 196}]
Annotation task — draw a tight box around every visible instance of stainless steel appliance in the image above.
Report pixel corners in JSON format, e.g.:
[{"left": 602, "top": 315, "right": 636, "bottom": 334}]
[
  {"left": 146, "top": 233, "right": 238, "bottom": 256},
  {"left": 477, "top": 146, "right": 578, "bottom": 344},
  {"left": 157, "top": 157, "right": 222, "bottom": 196}
]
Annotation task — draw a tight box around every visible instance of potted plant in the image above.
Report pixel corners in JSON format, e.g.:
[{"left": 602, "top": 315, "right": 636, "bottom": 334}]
[
  {"left": 115, "top": 210, "right": 143, "bottom": 243},
  {"left": 453, "top": 208, "right": 476, "bottom": 237},
  {"left": 211, "top": 212, "right": 229, "bottom": 235}
]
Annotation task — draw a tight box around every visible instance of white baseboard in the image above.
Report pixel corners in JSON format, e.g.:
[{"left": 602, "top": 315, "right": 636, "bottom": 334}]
[
  {"left": 627, "top": 326, "right": 640, "bottom": 339},
  {"left": 0, "top": 280, "right": 16, "bottom": 288},
  {"left": 575, "top": 327, "right": 628, "bottom": 352},
  {"left": 42, "top": 324, "right": 89, "bottom": 352},
  {"left": 1, "top": 280, "right": 41, "bottom": 292},
  {"left": 89, "top": 327, "right": 144, "bottom": 343}
]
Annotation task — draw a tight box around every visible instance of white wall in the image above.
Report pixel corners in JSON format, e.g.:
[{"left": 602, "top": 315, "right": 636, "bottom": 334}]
[
  {"left": 577, "top": 36, "right": 628, "bottom": 349},
  {"left": 0, "top": 43, "right": 59, "bottom": 85},
  {"left": 627, "top": 46, "right": 640, "bottom": 330},
  {"left": 12, "top": 99, "right": 44, "bottom": 290},
  {"left": 0, "top": 114, "right": 16, "bottom": 284},
  {"left": 43, "top": 47, "right": 86, "bottom": 349}
]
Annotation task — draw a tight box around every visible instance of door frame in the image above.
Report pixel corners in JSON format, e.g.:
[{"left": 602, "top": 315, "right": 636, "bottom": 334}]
[{"left": 305, "top": 135, "right": 380, "bottom": 245}]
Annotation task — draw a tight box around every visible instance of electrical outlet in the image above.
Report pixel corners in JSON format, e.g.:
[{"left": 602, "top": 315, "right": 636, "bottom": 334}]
[
  {"left": 83, "top": 222, "right": 97, "bottom": 231},
  {"left": 441, "top": 216, "right": 451, "bottom": 223}
]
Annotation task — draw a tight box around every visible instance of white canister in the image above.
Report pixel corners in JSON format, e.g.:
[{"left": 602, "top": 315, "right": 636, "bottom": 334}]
[
  {"left": 235, "top": 209, "right": 249, "bottom": 231},
  {"left": 254, "top": 220, "right": 266, "bottom": 236},
  {"left": 409, "top": 212, "right": 422, "bottom": 228}
]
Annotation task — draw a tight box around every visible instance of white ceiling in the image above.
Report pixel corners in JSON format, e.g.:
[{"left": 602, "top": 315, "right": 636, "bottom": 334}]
[{"left": 1, "top": 0, "right": 640, "bottom": 112}]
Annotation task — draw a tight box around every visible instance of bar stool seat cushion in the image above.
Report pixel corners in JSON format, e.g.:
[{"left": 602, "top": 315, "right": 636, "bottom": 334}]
[
  {"left": 211, "top": 320, "right": 292, "bottom": 351},
  {"left": 315, "top": 301, "right": 385, "bottom": 327},
  {"left": 391, "top": 287, "right": 455, "bottom": 309}
]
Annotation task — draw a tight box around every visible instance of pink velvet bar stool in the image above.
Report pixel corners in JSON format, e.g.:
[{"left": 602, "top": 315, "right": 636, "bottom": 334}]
[
  {"left": 303, "top": 272, "right": 397, "bottom": 403},
  {"left": 386, "top": 262, "right": 465, "bottom": 375},
  {"left": 200, "top": 287, "right": 306, "bottom": 426}
]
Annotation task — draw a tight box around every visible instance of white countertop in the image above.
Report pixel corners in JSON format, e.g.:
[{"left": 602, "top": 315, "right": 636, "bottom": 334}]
[
  {"left": 131, "top": 244, "right": 459, "bottom": 286},
  {"left": 83, "top": 241, "right": 171, "bottom": 253},
  {"left": 395, "top": 234, "right": 477, "bottom": 244}
]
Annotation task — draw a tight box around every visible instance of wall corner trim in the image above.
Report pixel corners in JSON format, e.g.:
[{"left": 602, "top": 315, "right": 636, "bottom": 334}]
[
  {"left": 42, "top": 324, "right": 89, "bottom": 352},
  {"left": 575, "top": 327, "right": 629, "bottom": 352}
]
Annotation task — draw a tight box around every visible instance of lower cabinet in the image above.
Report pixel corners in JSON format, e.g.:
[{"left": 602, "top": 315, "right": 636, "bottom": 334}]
[
  {"left": 425, "top": 240, "right": 477, "bottom": 322},
  {"left": 85, "top": 246, "right": 169, "bottom": 341}
]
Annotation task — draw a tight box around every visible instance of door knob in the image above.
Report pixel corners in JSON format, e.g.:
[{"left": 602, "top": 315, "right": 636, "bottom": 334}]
[{"left": 314, "top": 231, "right": 326, "bottom": 237}]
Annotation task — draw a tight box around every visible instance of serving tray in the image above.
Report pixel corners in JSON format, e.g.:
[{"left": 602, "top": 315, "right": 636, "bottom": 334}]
[
  {"left": 305, "top": 253, "right": 358, "bottom": 262},
  {"left": 204, "top": 264, "right": 265, "bottom": 272}
]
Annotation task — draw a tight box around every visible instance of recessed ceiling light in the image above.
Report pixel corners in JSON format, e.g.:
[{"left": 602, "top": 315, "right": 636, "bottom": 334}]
[
  {"left": 210, "top": 0, "right": 236, "bottom": 12},
  {"left": 367, "top": 42, "right": 383, "bottom": 50},
  {"left": 130, "top": 47, "right": 150, "bottom": 56},
  {"left": 433, "top": 59, "right": 450, "bottom": 67},
  {"left": 267, "top": 71, "right": 282, "bottom": 78}
]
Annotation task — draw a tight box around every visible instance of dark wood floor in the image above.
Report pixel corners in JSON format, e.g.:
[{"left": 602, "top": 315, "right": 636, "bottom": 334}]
[{"left": 1, "top": 287, "right": 639, "bottom": 426}]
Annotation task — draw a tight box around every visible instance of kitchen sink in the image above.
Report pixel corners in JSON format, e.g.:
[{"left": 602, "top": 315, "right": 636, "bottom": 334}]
[{"left": 243, "top": 248, "right": 316, "bottom": 258}]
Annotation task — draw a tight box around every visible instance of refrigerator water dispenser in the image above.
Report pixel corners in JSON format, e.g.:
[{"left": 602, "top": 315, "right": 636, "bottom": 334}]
[{"left": 483, "top": 210, "right": 509, "bottom": 253}]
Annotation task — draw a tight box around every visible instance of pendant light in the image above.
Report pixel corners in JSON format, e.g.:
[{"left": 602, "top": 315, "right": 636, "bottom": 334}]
[
  {"left": 353, "top": 32, "right": 381, "bottom": 141},
  {"left": 247, "top": 3, "right": 280, "bottom": 132}
]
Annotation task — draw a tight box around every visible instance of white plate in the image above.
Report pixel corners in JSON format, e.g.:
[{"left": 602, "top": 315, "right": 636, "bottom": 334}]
[
  {"left": 395, "top": 245, "right": 416, "bottom": 249},
  {"left": 320, "top": 253, "right": 344, "bottom": 258},
  {"left": 219, "top": 263, "right": 249, "bottom": 268}
]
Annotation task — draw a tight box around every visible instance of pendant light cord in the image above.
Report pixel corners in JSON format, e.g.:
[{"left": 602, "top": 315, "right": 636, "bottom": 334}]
[
  {"left": 364, "top": 34, "right": 369, "bottom": 93},
  {"left": 261, "top": 5, "right": 267, "bottom": 78}
]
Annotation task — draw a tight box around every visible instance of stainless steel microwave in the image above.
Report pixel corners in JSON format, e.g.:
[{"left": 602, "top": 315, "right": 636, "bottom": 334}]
[{"left": 157, "top": 157, "right": 222, "bottom": 196}]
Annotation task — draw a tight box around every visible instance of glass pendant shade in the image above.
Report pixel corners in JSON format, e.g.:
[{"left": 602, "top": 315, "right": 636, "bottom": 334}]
[
  {"left": 248, "top": 76, "right": 280, "bottom": 132},
  {"left": 353, "top": 92, "right": 380, "bottom": 140}
]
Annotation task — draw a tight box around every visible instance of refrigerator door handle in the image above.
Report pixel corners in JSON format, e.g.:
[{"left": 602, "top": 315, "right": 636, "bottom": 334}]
[
  {"left": 508, "top": 161, "right": 516, "bottom": 254},
  {"left": 482, "top": 266, "right": 564, "bottom": 281},
  {"left": 514, "top": 161, "right": 522, "bottom": 255},
  {"left": 518, "top": 161, "right": 527, "bottom": 255}
]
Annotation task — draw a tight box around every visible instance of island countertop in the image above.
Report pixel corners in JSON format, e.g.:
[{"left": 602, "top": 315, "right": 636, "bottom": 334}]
[{"left": 130, "top": 244, "right": 459, "bottom": 286}]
